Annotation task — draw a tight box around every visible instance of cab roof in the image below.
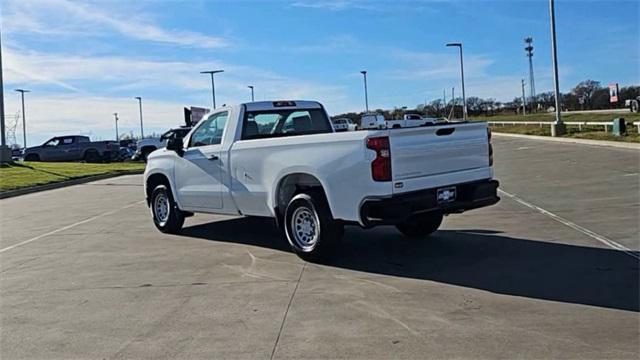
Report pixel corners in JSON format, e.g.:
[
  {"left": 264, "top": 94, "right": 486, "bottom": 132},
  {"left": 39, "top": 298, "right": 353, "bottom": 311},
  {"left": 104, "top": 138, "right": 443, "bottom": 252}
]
[{"left": 243, "top": 100, "right": 322, "bottom": 112}]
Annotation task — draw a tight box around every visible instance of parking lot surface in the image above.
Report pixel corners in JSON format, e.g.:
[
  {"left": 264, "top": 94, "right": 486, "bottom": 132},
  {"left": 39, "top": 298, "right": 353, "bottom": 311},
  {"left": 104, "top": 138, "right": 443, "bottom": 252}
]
[{"left": 1, "top": 137, "right": 638, "bottom": 359}]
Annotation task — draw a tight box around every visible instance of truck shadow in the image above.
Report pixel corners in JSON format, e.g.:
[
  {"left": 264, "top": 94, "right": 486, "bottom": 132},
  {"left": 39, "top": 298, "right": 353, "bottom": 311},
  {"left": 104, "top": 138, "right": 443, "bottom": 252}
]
[{"left": 180, "top": 217, "right": 639, "bottom": 312}]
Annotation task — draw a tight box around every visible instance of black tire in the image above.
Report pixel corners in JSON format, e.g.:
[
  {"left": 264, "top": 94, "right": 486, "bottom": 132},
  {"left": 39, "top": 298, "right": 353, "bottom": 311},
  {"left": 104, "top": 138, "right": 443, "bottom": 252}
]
[
  {"left": 150, "top": 184, "right": 184, "bottom": 234},
  {"left": 396, "top": 213, "right": 443, "bottom": 239},
  {"left": 84, "top": 150, "right": 100, "bottom": 163},
  {"left": 284, "top": 191, "right": 343, "bottom": 262},
  {"left": 24, "top": 154, "right": 40, "bottom": 162}
]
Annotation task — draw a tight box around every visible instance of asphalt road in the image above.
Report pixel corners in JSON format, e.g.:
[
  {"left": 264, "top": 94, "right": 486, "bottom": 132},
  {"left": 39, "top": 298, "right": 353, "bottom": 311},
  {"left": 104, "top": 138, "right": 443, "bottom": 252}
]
[{"left": 1, "top": 136, "right": 638, "bottom": 359}]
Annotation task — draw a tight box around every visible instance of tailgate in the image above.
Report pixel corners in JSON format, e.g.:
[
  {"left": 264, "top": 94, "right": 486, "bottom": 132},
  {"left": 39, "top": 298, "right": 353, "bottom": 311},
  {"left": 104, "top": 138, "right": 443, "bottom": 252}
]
[{"left": 389, "top": 122, "right": 490, "bottom": 188}]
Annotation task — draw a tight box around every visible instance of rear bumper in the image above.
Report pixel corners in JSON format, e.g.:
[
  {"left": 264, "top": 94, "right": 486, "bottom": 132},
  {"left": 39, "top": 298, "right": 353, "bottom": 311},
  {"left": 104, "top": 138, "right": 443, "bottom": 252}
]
[{"left": 360, "top": 179, "right": 499, "bottom": 227}]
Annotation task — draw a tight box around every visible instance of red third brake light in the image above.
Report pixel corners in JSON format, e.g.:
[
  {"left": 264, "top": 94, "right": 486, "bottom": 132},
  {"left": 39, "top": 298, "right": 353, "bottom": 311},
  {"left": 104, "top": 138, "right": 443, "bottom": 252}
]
[{"left": 366, "top": 136, "right": 392, "bottom": 181}]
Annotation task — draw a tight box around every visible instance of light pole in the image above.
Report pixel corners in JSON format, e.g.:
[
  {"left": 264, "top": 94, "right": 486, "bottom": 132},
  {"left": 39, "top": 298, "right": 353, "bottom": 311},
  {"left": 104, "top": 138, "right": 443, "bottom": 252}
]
[
  {"left": 548, "top": 0, "right": 565, "bottom": 136},
  {"left": 200, "top": 70, "right": 224, "bottom": 109},
  {"left": 446, "top": 43, "right": 467, "bottom": 120},
  {"left": 134, "top": 97, "right": 144, "bottom": 138},
  {"left": 248, "top": 86, "right": 254, "bottom": 102},
  {"left": 0, "top": 27, "right": 8, "bottom": 161},
  {"left": 360, "top": 70, "right": 369, "bottom": 113},
  {"left": 113, "top": 112, "right": 119, "bottom": 141},
  {"left": 15, "top": 89, "right": 30, "bottom": 148}
]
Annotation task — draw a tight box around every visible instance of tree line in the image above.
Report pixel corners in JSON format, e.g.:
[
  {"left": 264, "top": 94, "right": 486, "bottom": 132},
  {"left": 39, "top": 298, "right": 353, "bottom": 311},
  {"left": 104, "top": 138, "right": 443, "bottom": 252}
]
[{"left": 333, "top": 80, "right": 639, "bottom": 121}]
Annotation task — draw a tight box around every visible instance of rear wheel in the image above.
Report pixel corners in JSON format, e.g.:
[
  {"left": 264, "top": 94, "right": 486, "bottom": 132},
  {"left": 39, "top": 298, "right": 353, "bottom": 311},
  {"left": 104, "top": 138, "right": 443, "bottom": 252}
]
[
  {"left": 84, "top": 150, "right": 100, "bottom": 163},
  {"left": 284, "top": 192, "right": 343, "bottom": 262},
  {"left": 24, "top": 154, "right": 40, "bottom": 162},
  {"left": 396, "top": 213, "right": 443, "bottom": 238},
  {"left": 150, "top": 185, "right": 184, "bottom": 233}
]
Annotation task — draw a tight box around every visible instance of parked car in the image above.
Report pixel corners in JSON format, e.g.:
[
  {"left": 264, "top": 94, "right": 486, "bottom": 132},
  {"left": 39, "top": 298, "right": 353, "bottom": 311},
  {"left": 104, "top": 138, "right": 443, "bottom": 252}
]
[
  {"left": 143, "top": 100, "right": 499, "bottom": 261},
  {"left": 332, "top": 118, "right": 358, "bottom": 132},
  {"left": 386, "top": 113, "right": 439, "bottom": 129},
  {"left": 132, "top": 127, "right": 192, "bottom": 162},
  {"left": 23, "top": 135, "right": 119, "bottom": 162},
  {"left": 360, "top": 114, "right": 387, "bottom": 129}
]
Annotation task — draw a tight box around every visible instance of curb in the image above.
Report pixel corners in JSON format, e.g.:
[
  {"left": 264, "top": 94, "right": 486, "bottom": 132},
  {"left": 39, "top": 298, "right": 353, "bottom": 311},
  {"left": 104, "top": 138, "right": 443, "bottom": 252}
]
[
  {"left": 0, "top": 170, "right": 144, "bottom": 200},
  {"left": 492, "top": 132, "right": 640, "bottom": 150}
]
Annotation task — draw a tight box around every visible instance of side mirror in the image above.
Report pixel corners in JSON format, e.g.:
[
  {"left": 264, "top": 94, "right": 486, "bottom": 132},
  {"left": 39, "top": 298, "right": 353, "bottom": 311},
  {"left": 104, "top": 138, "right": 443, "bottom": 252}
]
[{"left": 166, "top": 137, "right": 184, "bottom": 157}]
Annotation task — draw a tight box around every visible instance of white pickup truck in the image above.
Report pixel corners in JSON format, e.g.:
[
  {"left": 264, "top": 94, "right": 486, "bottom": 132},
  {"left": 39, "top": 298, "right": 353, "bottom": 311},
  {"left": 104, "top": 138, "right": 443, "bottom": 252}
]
[
  {"left": 144, "top": 100, "right": 499, "bottom": 261},
  {"left": 386, "top": 113, "right": 442, "bottom": 129}
]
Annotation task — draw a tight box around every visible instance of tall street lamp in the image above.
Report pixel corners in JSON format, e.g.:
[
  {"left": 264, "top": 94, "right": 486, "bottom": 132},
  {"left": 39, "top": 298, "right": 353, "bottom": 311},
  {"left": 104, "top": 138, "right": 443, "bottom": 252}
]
[
  {"left": 0, "top": 28, "right": 8, "bottom": 161},
  {"left": 446, "top": 43, "right": 467, "bottom": 120},
  {"left": 134, "top": 97, "right": 144, "bottom": 138},
  {"left": 548, "top": 0, "right": 565, "bottom": 136},
  {"left": 113, "top": 112, "right": 119, "bottom": 141},
  {"left": 201, "top": 70, "right": 224, "bottom": 109},
  {"left": 248, "top": 86, "right": 254, "bottom": 102},
  {"left": 360, "top": 70, "right": 369, "bottom": 113},
  {"left": 15, "top": 89, "right": 30, "bottom": 148}
]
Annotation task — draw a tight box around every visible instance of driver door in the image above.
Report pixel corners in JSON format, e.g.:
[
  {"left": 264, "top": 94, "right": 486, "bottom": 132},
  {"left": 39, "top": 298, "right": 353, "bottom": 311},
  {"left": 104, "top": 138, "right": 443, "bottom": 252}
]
[{"left": 174, "top": 111, "right": 228, "bottom": 210}]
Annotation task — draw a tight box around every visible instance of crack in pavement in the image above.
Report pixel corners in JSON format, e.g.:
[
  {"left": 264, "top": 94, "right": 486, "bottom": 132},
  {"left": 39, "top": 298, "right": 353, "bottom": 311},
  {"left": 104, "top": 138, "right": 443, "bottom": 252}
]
[{"left": 270, "top": 262, "right": 306, "bottom": 360}]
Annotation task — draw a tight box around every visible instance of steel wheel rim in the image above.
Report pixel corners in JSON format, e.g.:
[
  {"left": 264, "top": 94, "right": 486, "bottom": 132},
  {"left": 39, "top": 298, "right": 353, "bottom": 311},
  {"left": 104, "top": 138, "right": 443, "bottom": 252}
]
[
  {"left": 154, "top": 193, "right": 170, "bottom": 225},
  {"left": 290, "top": 206, "right": 320, "bottom": 250}
]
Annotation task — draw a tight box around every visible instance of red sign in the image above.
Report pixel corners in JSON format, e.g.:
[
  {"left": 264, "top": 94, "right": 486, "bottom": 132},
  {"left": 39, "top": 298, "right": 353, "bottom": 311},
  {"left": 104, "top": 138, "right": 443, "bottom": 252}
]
[{"left": 609, "top": 83, "right": 619, "bottom": 103}]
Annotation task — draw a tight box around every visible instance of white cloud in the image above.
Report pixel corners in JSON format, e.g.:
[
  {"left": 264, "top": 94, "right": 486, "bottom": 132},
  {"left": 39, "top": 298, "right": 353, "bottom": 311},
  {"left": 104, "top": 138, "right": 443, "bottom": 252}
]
[{"left": 2, "top": 0, "right": 229, "bottom": 49}]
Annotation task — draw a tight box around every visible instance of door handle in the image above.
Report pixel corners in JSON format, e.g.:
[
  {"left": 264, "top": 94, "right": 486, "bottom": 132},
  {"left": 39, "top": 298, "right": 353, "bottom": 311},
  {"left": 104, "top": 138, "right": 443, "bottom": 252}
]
[{"left": 207, "top": 154, "right": 219, "bottom": 161}]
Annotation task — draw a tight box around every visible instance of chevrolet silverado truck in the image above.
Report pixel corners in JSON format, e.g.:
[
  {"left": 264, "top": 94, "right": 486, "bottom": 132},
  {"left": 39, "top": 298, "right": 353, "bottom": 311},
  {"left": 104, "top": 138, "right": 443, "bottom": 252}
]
[
  {"left": 23, "top": 135, "right": 119, "bottom": 162},
  {"left": 144, "top": 100, "right": 499, "bottom": 261}
]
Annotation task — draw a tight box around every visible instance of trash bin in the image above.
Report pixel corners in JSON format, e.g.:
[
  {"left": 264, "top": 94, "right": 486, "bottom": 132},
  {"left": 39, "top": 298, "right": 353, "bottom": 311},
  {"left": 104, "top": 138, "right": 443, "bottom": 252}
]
[{"left": 612, "top": 118, "right": 626, "bottom": 136}]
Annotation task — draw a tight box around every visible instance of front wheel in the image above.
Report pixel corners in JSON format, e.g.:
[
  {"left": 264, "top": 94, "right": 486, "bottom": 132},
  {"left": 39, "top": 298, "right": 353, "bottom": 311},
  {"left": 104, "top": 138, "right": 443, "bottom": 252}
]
[
  {"left": 396, "top": 213, "right": 443, "bottom": 238},
  {"left": 284, "top": 192, "right": 343, "bottom": 262},
  {"left": 150, "top": 185, "right": 184, "bottom": 233}
]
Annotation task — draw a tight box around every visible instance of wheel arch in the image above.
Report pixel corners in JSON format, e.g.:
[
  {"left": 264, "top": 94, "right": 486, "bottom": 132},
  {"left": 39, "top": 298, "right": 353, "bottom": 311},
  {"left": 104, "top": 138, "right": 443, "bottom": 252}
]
[
  {"left": 145, "top": 171, "right": 180, "bottom": 208},
  {"left": 273, "top": 172, "right": 334, "bottom": 222}
]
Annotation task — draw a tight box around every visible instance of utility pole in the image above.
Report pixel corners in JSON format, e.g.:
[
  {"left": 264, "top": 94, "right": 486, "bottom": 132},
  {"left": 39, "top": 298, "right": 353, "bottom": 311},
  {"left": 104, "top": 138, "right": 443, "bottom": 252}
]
[
  {"left": 360, "top": 71, "right": 369, "bottom": 113},
  {"left": 524, "top": 37, "right": 536, "bottom": 111},
  {"left": 200, "top": 70, "right": 224, "bottom": 109},
  {"left": 451, "top": 87, "right": 455, "bottom": 118},
  {"left": 446, "top": 43, "right": 467, "bottom": 120},
  {"left": 113, "top": 113, "right": 119, "bottom": 141},
  {"left": 248, "top": 86, "right": 254, "bottom": 102},
  {"left": 134, "top": 97, "right": 144, "bottom": 138},
  {"left": 15, "top": 89, "right": 30, "bottom": 148},
  {"left": 549, "top": 0, "right": 565, "bottom": 136},
  {"left": 521, "top": 79, "right": 527, "bottom": 116},
  {"left": 443, "top": 89, "right": 447, "bottom": 117}
]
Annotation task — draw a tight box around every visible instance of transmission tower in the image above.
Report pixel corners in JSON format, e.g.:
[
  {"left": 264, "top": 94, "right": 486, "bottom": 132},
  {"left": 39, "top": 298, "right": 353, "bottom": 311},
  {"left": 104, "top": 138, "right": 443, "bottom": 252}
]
[
  {"left": 4, "top": 111, "right": 19, "bottom": 147},
  {"left": 524, "top": 37, "right": 536, "bottom": 110}
]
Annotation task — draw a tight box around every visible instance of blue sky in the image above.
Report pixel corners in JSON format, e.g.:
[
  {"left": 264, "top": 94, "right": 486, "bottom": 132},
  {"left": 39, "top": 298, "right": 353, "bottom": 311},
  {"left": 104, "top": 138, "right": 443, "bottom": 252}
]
[{"left": 2, "top": 0, "right": 638, "bottom": 145}]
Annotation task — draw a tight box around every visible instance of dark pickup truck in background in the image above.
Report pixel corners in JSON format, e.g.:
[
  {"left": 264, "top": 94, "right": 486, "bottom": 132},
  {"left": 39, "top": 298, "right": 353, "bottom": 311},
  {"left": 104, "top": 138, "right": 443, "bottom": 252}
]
[{"left": 23, "top": 135, "right": 120, "bottom": 162}]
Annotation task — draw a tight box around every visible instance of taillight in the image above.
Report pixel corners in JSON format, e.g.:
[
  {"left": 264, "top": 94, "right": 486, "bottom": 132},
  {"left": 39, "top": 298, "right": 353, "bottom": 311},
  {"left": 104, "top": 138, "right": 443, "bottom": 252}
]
[
  {"left": 487, "top": 128, "right": 494, "bottom": 166},
  {"left": 366, "top": 136, "right": 391, "bottom": 181}
]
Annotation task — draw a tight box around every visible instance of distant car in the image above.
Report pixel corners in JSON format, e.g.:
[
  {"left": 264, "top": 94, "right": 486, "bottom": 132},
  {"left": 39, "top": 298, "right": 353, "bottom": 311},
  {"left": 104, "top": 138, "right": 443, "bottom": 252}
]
[
  {"left": 11, "top": 148, "right": 23, "bottom": 161},
  {"left": 332, "top": 118, "right": 358, "bottom": 132},
  {"left": 132, "top": 127, "right": 192, "bottom": 162},
  {"left": 360, "top": 114, "right": 386, "bottom": 129},
  {"left": 22, "top": 135, "right": 119, "bottom": 162},
  {"left": 386, "top": 114, "right": 438, "bottom": 129}
]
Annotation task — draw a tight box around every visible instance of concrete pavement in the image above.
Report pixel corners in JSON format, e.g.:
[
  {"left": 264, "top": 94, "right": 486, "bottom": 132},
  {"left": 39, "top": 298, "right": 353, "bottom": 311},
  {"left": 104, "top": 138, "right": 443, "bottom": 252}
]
[{"left": 1, "top": 137, "right": 638, "bottom": 359}]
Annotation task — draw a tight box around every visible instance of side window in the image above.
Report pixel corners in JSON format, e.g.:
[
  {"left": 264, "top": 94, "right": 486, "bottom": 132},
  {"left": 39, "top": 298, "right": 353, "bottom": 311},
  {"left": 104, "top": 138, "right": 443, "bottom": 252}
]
[
  {"left": 189, "top": 112, "right": 228, "bottom": 147},
  {"left": 62, "top": 137, "right": 74, "bottom": 145}
]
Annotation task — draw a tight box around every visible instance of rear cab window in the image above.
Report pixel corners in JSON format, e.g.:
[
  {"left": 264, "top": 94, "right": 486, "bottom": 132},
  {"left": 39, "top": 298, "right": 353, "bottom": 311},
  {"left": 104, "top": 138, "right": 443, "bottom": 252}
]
[{"left": 241, "top": 108, "right": 332, "bottom": 140}]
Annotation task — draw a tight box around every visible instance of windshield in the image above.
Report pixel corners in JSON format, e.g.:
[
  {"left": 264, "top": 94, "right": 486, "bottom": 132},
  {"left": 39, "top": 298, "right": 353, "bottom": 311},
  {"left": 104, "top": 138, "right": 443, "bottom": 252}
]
[{"left": 242, "top": 108, "right": 332, "bottom": 140}]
